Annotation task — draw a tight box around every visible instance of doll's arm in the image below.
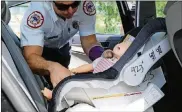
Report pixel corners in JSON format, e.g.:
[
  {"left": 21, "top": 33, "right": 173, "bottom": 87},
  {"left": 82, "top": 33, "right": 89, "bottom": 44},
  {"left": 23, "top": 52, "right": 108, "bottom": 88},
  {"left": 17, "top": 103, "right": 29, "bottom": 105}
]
[{"left": 70, "top": 64, "right": 94, "bottom": 74}]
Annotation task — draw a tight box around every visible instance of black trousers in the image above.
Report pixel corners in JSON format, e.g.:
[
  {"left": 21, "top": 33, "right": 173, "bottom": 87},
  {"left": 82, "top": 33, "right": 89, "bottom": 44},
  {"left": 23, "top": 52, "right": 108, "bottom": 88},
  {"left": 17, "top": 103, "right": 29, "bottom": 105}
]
[{"left": 42, "top": 43, "right": 71, "bottom": 89}]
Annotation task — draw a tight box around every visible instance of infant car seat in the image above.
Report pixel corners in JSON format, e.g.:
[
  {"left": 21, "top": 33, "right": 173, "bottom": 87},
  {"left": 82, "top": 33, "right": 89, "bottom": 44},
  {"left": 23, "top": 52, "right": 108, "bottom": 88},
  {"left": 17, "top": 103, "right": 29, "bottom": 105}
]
[{"left": 48, "top": 18, "right": 171, "bottom": 112}]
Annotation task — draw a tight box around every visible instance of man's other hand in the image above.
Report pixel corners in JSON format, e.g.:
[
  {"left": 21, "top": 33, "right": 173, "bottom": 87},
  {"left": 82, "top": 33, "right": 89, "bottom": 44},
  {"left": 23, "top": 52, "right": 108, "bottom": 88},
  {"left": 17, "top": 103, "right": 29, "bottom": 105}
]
[{"left": 48, "top": 62, "right": 72, "bottom": 87}]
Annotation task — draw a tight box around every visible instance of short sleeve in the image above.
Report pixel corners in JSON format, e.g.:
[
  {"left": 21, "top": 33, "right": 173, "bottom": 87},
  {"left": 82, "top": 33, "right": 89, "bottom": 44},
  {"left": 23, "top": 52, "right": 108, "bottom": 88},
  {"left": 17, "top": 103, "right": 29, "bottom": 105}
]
[
  {"left": 92, "top": 57, "right": 102, "bottom": 69},
  {"left": 20, "top": 5, "right": 45, "bottom": 47},
  {"left": 79, "top": 1, "right": 96, "bottom": 36},
  {"left": 20, "top": 25, "right": 44, "bottom": 47}
]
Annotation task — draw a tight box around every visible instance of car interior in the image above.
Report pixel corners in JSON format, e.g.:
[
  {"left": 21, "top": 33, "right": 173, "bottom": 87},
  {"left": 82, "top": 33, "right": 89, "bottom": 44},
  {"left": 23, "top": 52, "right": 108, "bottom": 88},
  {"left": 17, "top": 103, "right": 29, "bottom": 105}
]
[{"left": 1, "top": 1, "right": 182, "bottom": 112}]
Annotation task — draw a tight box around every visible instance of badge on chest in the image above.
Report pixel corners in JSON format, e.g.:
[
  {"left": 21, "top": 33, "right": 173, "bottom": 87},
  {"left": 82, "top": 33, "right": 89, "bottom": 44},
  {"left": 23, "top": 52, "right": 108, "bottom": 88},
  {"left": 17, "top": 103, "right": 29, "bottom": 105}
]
[
  {"left": 72, "top": 20, "right": 79, "bottom": 29},
  {"left": 67, "top": 20, "right": 79, "bottom": 34}
]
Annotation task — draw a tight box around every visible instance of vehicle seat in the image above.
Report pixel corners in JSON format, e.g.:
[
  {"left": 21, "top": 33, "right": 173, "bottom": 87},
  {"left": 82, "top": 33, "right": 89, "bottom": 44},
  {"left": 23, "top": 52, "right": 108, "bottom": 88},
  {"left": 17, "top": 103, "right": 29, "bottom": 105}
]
[
  {"left": 1, "top": 1, "right": 20, "bottom": 48},
  {"left": 1, "top": 1, "right": 47, "bottom": 111},
  {"left": 1, "top": 1, "right": 11, "bottom": 24},
  {"left": 1, "top": 1, "right": 48, "bottom": 91},
  {"left": 153, "top": 1, "right": 182, "bottom": 112}
]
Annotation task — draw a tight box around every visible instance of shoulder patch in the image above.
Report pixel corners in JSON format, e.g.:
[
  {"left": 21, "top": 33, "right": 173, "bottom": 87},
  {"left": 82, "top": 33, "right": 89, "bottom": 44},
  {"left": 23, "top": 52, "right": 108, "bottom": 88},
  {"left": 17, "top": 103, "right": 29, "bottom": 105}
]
[
  {"left": 83, "top": 1, "right": 96, "bottom": 16},
  {"left": 27, "top": 11, "right": 44, "bottom": 28}
]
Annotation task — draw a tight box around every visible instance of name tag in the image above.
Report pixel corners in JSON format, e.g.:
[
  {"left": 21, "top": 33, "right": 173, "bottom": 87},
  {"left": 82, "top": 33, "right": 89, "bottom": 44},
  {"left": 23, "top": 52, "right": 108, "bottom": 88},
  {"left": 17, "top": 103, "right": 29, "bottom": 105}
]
[{"left": 47, "top": 35, "right": 58, "bottom": 40}]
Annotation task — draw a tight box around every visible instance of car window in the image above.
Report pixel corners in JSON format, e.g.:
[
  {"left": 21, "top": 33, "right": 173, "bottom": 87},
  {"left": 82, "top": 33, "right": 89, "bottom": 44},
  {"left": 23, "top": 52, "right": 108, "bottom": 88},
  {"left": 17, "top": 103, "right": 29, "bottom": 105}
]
[
  {"left": 156, "top": 1, "right": 167, "bottom": 17},
  {"left": 8, "top": 3, "right": 30, "bottom": 37},
  {"left": 94, "top": 1, "right": 124, "bottom": 35}
]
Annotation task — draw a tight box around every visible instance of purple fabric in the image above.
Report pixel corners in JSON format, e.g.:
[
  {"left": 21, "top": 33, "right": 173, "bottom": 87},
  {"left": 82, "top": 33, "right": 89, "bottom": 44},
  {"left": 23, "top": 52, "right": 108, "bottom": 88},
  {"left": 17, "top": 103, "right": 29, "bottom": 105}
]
[{"left": 89, "top": 46, "right": 104, "bottom": 61}]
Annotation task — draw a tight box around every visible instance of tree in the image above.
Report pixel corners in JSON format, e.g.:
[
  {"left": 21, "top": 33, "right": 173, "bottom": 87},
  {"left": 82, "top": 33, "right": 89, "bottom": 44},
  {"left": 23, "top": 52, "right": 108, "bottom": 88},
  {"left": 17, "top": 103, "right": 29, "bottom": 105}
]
[
  {"left": 95, "top": 1, "right": 121, "bottom": 34},
  {"left": 94, "top": 1, "right": 167, "bottom": 34},
  {"left": 156, "top": 1, "right": 167, "bottom": 17}
]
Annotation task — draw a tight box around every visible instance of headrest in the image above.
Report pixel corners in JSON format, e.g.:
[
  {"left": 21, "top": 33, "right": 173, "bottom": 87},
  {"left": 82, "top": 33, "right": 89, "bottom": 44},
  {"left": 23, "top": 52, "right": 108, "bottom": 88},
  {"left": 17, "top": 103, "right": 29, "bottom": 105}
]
[
  {"left": 1, "top": 1, "right": 11, "bottom": 24},
  {"left": 163, "top": 1, "right": 176, "bottom": 15},
  {"left": 166, "top": 2, "right": 182, "bottom": 37},
  {"left": 165, "top": 1, "right": 182, "bottom": 67}
]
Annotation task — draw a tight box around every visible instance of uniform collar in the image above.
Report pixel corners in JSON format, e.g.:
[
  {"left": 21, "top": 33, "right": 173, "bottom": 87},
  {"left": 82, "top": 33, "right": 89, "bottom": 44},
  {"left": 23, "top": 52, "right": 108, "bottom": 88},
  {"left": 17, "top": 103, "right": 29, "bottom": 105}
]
[
  {"left": 50, "top": 2, "right": 59, "bottom": 22},
  {"left": 50, "top": 2, "right": 68, "bottom": 22},
  {"left": 44, "top": 2, "right": 59, "bottom": 22}
]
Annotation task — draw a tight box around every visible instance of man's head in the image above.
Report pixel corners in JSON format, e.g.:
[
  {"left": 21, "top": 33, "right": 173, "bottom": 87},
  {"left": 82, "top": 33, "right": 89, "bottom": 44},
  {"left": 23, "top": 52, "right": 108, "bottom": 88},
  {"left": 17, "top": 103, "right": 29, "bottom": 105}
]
[{"left": 53, "top": 1, "right": 81, "bottom": 19}]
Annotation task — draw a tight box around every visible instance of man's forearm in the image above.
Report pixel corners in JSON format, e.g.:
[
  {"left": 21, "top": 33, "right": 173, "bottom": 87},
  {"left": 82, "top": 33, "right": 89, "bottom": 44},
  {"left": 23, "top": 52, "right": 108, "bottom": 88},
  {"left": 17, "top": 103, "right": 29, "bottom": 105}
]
[
  {"left": 81, "top": 34, "right": 104, "bottom": 61},
  {"left": 25, "top": 53, "right": 55, "bottom": 75}
]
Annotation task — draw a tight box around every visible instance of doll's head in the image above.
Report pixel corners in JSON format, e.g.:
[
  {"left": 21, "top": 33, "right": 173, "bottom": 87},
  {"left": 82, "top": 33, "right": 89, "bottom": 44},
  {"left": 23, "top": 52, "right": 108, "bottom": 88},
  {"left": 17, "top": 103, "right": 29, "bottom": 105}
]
[{"left": 113, "top": 34, "right": 135, "bottom": 59}]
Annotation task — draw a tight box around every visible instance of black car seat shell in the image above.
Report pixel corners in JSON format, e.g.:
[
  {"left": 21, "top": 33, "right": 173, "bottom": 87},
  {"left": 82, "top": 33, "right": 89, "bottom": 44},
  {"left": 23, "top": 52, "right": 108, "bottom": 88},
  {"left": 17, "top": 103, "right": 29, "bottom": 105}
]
[{"left": 49, "top": 18, "right": 170, "bottom": 112}]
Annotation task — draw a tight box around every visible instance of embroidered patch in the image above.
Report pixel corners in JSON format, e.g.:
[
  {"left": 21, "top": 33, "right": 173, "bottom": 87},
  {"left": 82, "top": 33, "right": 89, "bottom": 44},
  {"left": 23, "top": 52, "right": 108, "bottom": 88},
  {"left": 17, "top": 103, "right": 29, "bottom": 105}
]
[
  {"left": 83, "top": 1, "right": 96, "bottom": 16},
  {"left": 27, "top": 11, "right": 44, "bottom": 28}
]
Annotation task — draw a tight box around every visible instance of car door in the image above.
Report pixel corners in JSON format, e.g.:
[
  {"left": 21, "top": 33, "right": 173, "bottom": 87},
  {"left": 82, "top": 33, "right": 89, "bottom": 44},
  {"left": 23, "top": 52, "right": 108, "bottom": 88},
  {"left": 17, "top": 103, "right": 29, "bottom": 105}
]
[{"left": 69, "top": 1, "right": 136, "bottom": 68}]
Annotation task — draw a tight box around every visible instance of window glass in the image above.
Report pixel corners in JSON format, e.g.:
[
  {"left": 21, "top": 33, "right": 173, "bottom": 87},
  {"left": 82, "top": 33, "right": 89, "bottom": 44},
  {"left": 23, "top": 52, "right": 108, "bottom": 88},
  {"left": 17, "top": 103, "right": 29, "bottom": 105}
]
[
  {"left": 8, "top": 3, "right": 30, "bottom": 37},
  {"left": 94, "top": 1, "right": 123, "bottom": 35},
  {"left": 156, "top": 1, "right": 167, "bottom": 17}
]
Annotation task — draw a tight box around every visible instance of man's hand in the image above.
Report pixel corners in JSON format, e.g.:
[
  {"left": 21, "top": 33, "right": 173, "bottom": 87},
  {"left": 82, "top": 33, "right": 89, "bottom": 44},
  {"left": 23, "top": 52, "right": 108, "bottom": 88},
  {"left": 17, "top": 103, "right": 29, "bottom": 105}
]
[
  {"left": 48, "top": 62, "right": 72, "bottom": 87},
  {"left": 41, "top": 87, "right": 52, "bottom": 100},
  {"left": 102, "top": 49, "right": 114, "bottom": 58}
]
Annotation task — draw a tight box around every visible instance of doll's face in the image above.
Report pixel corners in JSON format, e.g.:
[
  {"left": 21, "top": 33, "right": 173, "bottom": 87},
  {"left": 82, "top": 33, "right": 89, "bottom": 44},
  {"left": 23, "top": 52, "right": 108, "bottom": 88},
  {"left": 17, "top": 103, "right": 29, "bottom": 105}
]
[
  {"left": 113, "top": 42, "right": 130, "bottom": 59},
  {"left": 113, "top": 34, "right": 135, "bottom": 59}
]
